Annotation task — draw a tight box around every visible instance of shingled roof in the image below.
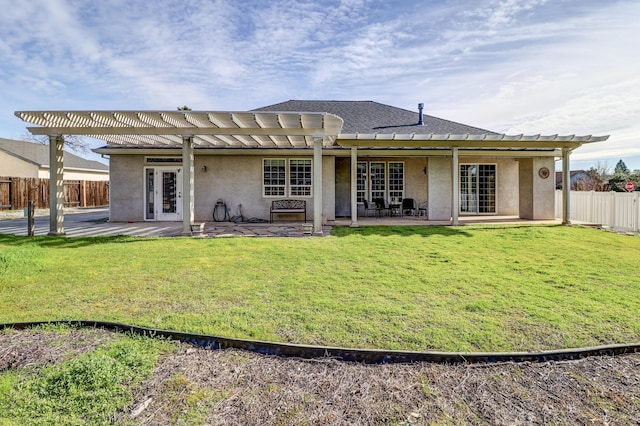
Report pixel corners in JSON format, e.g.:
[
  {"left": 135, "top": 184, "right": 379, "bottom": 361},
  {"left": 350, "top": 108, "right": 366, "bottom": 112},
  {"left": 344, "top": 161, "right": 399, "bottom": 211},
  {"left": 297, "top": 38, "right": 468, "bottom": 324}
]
[
  {"left": 253, "top": 100, "right": 497, "bottom": 135},
  {"left": 0, "top": 138, "right": 108, "bottom": 171}
]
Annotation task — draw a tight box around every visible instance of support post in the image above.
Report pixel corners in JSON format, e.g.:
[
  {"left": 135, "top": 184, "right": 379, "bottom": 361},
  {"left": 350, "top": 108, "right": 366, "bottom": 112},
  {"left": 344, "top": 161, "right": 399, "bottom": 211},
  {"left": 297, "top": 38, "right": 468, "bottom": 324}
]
[
  {"left": 48, "top": 134, "right": 65, "bottom": 235},
  {"left": 313, "top": 137, "right": 323, "bottom": 236},
  {"left": 451, "top": 147, "right": 459, "bottom": 226},
  {"left": 350, "top": 146, "right": 358, "bottom": 227},
  {"left": 27, "top": 200, "right": 35, "bottom": 236},
  {"left": 562, "top": 148, "right": 571, "bottom": 225},
  {"left": 182, "top": 136, "right": 195, "bottom": 235}
]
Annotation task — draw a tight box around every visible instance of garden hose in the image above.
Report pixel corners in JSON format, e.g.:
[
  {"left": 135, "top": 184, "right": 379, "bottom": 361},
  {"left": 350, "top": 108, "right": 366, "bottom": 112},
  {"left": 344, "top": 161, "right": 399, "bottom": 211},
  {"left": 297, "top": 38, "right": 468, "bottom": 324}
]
[{"left": 213, "top": 200, "right": 230, "bottom": 222}]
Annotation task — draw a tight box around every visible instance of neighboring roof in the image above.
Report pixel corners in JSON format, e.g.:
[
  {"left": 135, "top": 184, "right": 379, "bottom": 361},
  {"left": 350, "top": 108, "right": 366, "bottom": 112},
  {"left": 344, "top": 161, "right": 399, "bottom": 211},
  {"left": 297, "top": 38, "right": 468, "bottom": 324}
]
[
  {"left": 253, "top": 100, "right": 495, "bottom": 135},
  {"left": 0, "top": 137, "right": 108, "bottom": 171},
  {"left": 555, "top": 170, "right": 587, "bottom": 186}
]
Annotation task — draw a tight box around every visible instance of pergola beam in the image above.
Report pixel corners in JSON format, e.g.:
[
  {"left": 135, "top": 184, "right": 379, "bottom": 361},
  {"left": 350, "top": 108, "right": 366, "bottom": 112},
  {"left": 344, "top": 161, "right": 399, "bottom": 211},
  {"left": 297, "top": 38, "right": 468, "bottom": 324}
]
[{"left": 26, "top": 126, "right": 337, "bottom": 137}]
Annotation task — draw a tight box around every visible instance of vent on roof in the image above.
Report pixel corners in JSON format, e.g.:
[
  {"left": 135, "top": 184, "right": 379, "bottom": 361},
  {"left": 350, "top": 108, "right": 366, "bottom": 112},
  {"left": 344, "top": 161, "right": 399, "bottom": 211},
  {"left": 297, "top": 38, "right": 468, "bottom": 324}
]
[{"left": 418, "top": 103, "right": 424, "bottom": 126}]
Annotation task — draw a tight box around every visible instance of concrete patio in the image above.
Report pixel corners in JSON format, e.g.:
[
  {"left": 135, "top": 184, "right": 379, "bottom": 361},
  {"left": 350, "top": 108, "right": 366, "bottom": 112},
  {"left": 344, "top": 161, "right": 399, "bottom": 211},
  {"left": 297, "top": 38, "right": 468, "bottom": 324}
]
[{"left": 0, "top": 207, "right": 561, "bottom": 238}]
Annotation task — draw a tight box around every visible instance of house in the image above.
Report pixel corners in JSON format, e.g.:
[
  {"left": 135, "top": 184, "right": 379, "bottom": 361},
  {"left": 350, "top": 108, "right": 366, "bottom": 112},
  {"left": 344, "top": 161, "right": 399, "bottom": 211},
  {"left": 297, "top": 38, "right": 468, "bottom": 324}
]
[
  {"left": 14, "top": 101, "right": 608, "bottom": 235},
  {"left": 0, "top": 137, "right": 109, "bottom": 181},
  {"left": 555, "top": 170, "right": 603, "bottom": 191}
]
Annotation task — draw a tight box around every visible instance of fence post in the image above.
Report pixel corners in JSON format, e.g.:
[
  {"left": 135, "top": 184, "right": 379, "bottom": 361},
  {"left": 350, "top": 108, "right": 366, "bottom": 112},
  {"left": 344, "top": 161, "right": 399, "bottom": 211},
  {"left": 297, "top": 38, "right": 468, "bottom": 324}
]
[
  {"left": 608, "top": 191, "right": 615, "bottom": 229},
  {"left": 27, "top": 200, "right": 35, "bottom": 236},
  {"left": 634, "top": 191, "right": 639, "bottom": 232}
]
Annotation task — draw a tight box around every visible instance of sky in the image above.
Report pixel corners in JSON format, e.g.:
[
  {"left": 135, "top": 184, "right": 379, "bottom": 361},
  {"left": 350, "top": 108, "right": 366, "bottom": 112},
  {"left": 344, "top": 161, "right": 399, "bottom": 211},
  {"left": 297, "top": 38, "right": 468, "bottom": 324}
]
[{"left": 0, "top": 0, "right": 639, "bottom": 171}]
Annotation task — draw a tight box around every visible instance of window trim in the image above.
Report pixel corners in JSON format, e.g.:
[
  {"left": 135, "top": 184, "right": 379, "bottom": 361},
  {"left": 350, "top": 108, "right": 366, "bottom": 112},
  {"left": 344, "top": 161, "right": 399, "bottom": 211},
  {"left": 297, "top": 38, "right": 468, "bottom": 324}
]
[
  {"left": 356, "top": 160, "right": 405, "bottom": 203},
  {"left": 288, "top": 158, "right": 313, "bottom": 198},
  {"left": 262, "top": 158, "right": 286, "bottom": 198},
  {"left": 262, "top": 158, "right": 313, "bottom": 198},
  {"left": 459, "top": 162, "right": 497, "bottom": 215}
]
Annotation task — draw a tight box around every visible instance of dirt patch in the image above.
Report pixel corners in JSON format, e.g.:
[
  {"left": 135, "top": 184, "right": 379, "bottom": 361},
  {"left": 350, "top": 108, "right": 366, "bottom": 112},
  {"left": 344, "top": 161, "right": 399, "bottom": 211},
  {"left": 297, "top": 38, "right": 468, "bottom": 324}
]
[
  {"left": 1, "top": 328, "right": 639, "bottom": 424},
  {"left": 0, "top": 327, "right": 117, "bottom": 371}
]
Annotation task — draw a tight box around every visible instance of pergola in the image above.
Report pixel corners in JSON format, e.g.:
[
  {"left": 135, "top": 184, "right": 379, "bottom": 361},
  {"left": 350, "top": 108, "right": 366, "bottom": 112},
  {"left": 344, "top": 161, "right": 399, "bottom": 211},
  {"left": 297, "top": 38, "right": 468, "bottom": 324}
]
[
  {"left": 14, "top": 110, "right": 344, "bottom": 235},
  {"left": 337, "top": 133, "right": 608, "bottom": 226},
  {"left": 15, "top": 109, "right": 608, "bottom": 236}
]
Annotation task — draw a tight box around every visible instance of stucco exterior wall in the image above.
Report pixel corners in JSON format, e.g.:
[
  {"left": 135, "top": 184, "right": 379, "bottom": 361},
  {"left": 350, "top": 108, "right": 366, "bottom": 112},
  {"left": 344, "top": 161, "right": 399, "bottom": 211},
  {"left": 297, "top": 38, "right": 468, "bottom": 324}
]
[
  {"left": 62, "top": 170, "right": 109, "bottom": 181},
  {"left": 428, "top": 157, "right": 453, "bottom": 220},
  {"left": 108, "top": 152, "right": 553, "bottom": 223},
  {"left": 519, "top": 157, "right": 555, "bottom": 219},
  {"left": 429, "top": 156, "right": 521, "bottom": 220},
  {"left": 334, "top": 157, "right": 351, "bottom": 217},
  {"left": 194, "top": 154, "right": 323, "bottom": 222},
  {"left": 109, "top": 155, "right": 145, "bottom": 222},
  {"left": 0, "top": 152, "right": 40, "bottom": 178},
  {"left": 404, "top": 157, "right": 428, "bottom": 206},
  {"left": 1, "top": 152, "right": 108, "bottom": 181},
  {"left": 322, "top": 156, "right": 335, "bottom": 223},
  {"left": 101, "top": 155, "right": 321, "bottom": 222},
  {"left": 460, "top": 157, "right": 519, "bottom": 216}
]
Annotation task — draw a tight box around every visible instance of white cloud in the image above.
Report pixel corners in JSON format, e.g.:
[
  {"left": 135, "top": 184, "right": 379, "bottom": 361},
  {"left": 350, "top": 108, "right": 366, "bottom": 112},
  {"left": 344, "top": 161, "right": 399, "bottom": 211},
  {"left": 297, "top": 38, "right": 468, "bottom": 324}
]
[{"left": 0, "top": 0, "right": 638, "bottom": 168}]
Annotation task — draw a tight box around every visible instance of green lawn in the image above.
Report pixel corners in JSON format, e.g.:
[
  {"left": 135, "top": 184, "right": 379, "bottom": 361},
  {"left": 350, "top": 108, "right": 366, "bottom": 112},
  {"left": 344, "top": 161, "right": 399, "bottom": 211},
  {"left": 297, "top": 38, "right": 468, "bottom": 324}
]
[{"left": 1, "top": 225, "right": 639, "bottom": 352}]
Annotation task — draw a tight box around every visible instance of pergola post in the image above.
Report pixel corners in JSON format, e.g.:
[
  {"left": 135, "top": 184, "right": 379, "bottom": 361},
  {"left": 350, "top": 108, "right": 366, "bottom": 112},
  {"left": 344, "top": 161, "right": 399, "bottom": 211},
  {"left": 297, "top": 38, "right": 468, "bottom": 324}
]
[
  {"left": 48, "top": 134, "right": 65, "bottom": 235},
  {"left": 451, "top": 147, "right": 459, "bottom": 226},
  {"left": 562, "top": 148, "right": 571, "bottom": 225},
  {"left": 313, "top": 137, "right": 323, "bottom": 236},
  {"left": 350, "top": 146, "right": 358, "bottom": 227},
  {"left": 182, "top": 135, "right": 195, "bottom": 235}
]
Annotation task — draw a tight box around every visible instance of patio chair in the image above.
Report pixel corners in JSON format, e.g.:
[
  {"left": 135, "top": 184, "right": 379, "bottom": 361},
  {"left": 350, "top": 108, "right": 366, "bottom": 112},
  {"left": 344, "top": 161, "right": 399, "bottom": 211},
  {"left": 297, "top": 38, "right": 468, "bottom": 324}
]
[
  {"left": 401, "top": 198, "right": 417, "bottom": 217},
  {"left": 418, "top": 201, "right": 428, "bottom": 218},
  {"left": 373, "top": 198, "right": 389, "bottom": 217},
  {"left": 362, "top": 200, "right": 377, "bottom": 217}
]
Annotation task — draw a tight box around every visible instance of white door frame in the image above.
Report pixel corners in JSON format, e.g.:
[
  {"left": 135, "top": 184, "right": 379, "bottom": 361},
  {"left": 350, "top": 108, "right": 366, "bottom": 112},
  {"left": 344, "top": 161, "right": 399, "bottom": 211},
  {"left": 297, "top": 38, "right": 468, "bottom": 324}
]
[{"left": 144, "top": 166, "right": 183, "bottom": 221}]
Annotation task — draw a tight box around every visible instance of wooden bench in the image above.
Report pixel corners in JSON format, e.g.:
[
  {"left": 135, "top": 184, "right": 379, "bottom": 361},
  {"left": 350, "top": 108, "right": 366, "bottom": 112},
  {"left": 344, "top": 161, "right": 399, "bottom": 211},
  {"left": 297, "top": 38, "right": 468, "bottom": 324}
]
[{"left": 270, "top": 199, "right": 306, "bottom": 223}]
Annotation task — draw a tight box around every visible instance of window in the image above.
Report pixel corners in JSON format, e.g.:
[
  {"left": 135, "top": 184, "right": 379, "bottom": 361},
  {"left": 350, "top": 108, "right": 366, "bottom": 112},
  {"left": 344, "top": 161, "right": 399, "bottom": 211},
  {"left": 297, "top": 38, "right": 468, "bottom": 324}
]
[
  {"left": 355, "top": 161, "right": 404, "bottom": 203},
  {"left": 289, "top": 159, "right": 312, "bottom": 196},
  {"left": 460, "top": 164, "right": 496, "bottom": 214},
  {"left": 263, "top": 159, "right": 286, "bottom": 197},
  {"left": 388, "top": 162, "right": 404, "bottom": 202},
  {"left": 145, "top": 157, "right": 182, "bottom": 164},
  {"left": 370, "top": 162, "right": 386, "bottom": 201},
  {"left": 263, "top": 158, "right": 313, "bottom": 197},
  {"left": 356, "top": 162, "right": 367, "bottom": 202}
]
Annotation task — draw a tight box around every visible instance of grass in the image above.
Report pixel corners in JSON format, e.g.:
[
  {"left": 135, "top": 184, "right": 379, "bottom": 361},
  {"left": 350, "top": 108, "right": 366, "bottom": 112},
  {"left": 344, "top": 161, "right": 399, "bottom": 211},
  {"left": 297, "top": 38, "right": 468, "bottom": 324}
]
[
  {"left": 0, "top": 328, "right": 172, "bottom": 425},
  {"left": 1, "top": 224, "right": 639, "bottom": 352}
]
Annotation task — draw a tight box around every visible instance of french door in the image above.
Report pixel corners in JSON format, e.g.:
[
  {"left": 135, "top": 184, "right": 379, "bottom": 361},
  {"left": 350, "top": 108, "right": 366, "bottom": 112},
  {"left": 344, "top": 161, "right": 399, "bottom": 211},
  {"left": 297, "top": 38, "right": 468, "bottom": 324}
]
[
  {"left": 460, "top": 164, "right": 496, "bottom": 214},
  {"left": 356, "top": 161, "right": 404, "bottom": 203},
  {"left": 145, "top": 167, "right": 183, "bottom": 221}
]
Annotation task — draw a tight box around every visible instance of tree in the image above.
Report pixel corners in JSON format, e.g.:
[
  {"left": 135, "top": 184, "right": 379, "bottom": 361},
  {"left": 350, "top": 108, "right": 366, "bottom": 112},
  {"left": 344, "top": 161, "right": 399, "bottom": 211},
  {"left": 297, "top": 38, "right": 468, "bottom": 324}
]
[
  {"left": 21, "top": 133, "right": 90, "bottom": 154},
  {"left": 614, "top": 159, "right": 629, "bottom": 176},
  {"left": 177, "top": 106, "right": 192, "bottom": 111},
  {"left": 608, "top": 159, "right": 632, "bottom": 192}
]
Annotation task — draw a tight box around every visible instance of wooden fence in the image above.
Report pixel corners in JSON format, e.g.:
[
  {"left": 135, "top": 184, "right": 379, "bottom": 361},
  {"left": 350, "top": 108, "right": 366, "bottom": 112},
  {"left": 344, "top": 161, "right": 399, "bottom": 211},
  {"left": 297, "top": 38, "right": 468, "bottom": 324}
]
[{"left": 0, "top": 177, "right": 109, "bottom": 210}]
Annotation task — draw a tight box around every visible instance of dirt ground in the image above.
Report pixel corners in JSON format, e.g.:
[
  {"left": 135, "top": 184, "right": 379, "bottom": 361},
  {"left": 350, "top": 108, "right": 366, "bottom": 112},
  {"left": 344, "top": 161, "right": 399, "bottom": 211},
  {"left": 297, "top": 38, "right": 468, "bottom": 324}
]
[{"left": 1, "top": 328, "right": 639, "bottom": 425}]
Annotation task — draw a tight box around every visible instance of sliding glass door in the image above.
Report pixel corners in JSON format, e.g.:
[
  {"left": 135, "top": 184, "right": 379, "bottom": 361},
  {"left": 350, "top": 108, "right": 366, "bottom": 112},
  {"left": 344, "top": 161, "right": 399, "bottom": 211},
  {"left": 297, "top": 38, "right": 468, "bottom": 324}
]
[{"left": 460, "top": 164, "right": 496, "bottom": 214}]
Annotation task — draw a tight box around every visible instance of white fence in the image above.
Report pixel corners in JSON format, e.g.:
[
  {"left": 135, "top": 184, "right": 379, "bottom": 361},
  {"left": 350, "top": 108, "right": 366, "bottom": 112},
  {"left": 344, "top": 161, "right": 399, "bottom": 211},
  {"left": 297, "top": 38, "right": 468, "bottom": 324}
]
[{"left": 555, "top": 190, "right": 640, "bottom": 232}]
